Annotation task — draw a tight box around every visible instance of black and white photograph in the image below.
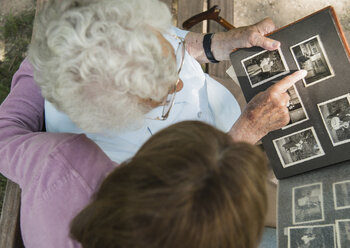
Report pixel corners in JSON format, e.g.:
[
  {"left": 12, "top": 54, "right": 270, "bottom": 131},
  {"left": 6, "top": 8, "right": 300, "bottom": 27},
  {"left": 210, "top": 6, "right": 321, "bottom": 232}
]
[
  {"left": 273, "top": 127, "right": 325, "bottom": 168},
  {"left": 292, "top": 183, "right": 324, "bottom": 224},
  {"left": 283, "top": 85, "right": 308, "bottom": 129},
  {"left": 290, "top": 35, "right": 334, "bottom": 87},
  {"left": 241, "top": 48, "right": 289, "bottom": 88},
  {"left": 288, "top": 225, "right": 335, "bottom": 248},
  {"left": 333, "top": 180, "right": 350, "bottom": 210},
  {"left": 336, "top": 220, "right": 350, "bottom": 248},
  {"left": 318, "top": 94, "right": 350, "bottom": 146}
]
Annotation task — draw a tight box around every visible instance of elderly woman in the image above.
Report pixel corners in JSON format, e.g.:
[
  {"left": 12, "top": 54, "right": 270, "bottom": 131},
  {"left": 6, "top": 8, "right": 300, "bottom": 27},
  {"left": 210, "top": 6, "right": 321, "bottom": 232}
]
[{"left": 28, "top": 0, "right": 306, "bottom": 163}]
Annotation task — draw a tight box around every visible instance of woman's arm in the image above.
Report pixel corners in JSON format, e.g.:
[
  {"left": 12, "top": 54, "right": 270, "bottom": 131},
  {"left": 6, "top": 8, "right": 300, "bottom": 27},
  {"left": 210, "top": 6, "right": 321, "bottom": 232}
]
[
  {"left": 185, "top": 18, "right": 280, "bottom": 64},
  {"left": 0, "top": 59, "right": 45, "bottom": 182}
]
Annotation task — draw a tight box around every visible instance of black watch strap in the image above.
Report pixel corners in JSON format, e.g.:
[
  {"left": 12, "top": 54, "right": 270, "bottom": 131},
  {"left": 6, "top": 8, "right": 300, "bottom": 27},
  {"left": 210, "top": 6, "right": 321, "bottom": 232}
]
[{"left": 203, "top": 33, "right": 219, "bottom": 63}]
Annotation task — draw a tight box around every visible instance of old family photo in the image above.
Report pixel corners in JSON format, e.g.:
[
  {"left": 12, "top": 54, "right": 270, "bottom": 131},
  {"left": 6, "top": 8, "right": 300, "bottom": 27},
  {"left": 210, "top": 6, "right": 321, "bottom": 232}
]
[
  {"left": 287, "top": 181, "right": 350, "bottom": 248},
  {"left": 241, "top": 35, "right": 334, "bottom": 88},
  {"left": 273, "top": 94, "right": 350, "bottom": 168},
  {"left": 241, "top": 35, "right": 350, "bottom": 168}
]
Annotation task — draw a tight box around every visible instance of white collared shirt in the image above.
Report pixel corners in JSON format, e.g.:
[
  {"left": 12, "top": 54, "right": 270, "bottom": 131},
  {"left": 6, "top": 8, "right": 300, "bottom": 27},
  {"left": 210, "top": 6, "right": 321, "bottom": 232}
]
[{"left": 44, "top": 27, "right": 241, "bottom": 163}]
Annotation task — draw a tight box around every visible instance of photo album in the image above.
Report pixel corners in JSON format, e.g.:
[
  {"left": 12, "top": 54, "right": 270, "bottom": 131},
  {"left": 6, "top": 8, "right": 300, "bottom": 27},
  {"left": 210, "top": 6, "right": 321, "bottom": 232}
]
[
  {"left": 229, "top": 6, "right": 350, "bottom": 248},
  {"left": 229, "top": 6, "right": 350, "bottom": 180}
]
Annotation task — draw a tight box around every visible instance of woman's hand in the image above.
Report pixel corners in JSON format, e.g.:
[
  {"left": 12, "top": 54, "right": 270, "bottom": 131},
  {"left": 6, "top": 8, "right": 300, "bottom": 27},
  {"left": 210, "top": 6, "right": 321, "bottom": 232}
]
[
  {"left": 211, "top": 18, "right": 280, "bottom": 61},
  {"left": 185, "top": 18, "right": 281, "bottom": 63},
  {"left": 229, "top": 70, "right": 307, "bottom": 144}
]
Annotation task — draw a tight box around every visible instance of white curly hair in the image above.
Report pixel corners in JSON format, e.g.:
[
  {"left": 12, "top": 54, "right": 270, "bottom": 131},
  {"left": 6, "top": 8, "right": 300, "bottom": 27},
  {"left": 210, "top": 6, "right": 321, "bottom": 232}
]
[{"left": 28, "top": 0, "right": 177, "bottom": 132}]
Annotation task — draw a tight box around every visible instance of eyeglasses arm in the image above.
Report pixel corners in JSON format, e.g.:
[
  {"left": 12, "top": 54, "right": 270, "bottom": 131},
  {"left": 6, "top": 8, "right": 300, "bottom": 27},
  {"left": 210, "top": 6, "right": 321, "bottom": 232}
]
[{"left": 182, "top": 5, "right": 235, "bottom": 31}]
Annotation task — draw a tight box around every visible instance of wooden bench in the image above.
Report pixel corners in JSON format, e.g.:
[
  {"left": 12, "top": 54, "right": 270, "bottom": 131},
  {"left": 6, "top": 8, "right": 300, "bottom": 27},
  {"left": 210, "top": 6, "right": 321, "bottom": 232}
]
[
  {"left": 0, "top": 1, "right": 244, "bottom": 247},
  {"left": 174, "top": 0, "right": 245, "bottom": 109},
  {"left": 0, "top": 180, "right": 24, "bottom": 247}
]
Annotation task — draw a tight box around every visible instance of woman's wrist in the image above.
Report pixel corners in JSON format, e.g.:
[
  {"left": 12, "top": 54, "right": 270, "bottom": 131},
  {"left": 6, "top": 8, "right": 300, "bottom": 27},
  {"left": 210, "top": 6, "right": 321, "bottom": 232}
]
[
  {"left": 228, "top": 112, "right": 267, "bottom": 145},
  {"left": 210, "top": 31, "right": 237, "bottom": 61},
  {"left": 203, "top": 33, "right": 220, "bottom": 63}
]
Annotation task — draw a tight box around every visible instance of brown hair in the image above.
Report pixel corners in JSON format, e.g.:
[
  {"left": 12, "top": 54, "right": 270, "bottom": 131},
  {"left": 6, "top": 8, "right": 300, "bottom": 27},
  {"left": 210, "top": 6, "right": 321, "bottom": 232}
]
[{"left": 70, "top": 121, "right": 268, "bottom": 248}]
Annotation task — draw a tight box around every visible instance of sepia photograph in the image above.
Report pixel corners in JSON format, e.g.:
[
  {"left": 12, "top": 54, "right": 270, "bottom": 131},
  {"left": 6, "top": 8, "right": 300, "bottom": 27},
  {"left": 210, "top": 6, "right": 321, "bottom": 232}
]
[
  {"left": 318, "top": 94, "right": 350, "bottom": 146},
  {"left": 288, "top": 225, "right": 335, "bottom": 248},
  {"left": 333, "top": 180, "right": 350, "bottom": 210},
  {"left": 241, "top": 48, "right": 289, "bottom": 88},
  {"left": 283, "top": 85, "right": 308, "bottom": 129},
  {"left": 336, "top": 220, "right": 350, "bottom": 248},
  {"left": 290, "top": 35, "right": 334, "bottom": 87},
  {"left": 273, "top": 127, "right": 325, "bottom": 168},
  {"left": 292, "top": 183, "right": 324, "bottom": 224}
]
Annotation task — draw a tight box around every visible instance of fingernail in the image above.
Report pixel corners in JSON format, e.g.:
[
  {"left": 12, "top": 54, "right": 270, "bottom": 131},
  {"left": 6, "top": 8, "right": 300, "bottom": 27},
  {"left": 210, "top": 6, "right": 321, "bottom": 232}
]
[
  {"left": 272, "top": 41, "right": 280, "bottom": 48},
  {"left": 299, "top": 69, "right": 307, "bottom": 77}
]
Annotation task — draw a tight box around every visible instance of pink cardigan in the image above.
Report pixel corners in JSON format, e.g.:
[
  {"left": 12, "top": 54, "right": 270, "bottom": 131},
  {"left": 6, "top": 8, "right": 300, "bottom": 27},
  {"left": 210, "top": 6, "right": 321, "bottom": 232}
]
[{"left": 0, "top": 59, "right": 116, "bottom": 247}]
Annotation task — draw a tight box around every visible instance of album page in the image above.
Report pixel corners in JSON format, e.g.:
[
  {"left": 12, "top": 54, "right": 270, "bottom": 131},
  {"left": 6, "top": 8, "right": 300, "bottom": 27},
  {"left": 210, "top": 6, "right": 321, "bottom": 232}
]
[
  {"left": 229, "top": 6, "right": 350, "bottom": 179},
  {"left": 277, "top": 160, "right": 350, "bottom": 248}
]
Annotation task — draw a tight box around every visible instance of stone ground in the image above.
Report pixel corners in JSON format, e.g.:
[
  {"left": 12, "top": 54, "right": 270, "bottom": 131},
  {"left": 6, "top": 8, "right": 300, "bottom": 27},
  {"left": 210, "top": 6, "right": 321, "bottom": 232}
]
[{"left": 234, "top": 0, "right": 350, "bottom": 43}]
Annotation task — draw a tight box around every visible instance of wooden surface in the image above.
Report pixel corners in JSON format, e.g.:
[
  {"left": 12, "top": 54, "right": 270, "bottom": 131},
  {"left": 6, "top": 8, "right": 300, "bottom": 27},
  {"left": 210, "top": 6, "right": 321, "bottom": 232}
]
[
  {"left": 0, "top": 180, "right": 24, "bottom": 248},
  {"left": 207, "top": 0, "right": 234, "bottom": 79},
  {"left": 177, "top": 0, "right": 205, "bottom": 33}
]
